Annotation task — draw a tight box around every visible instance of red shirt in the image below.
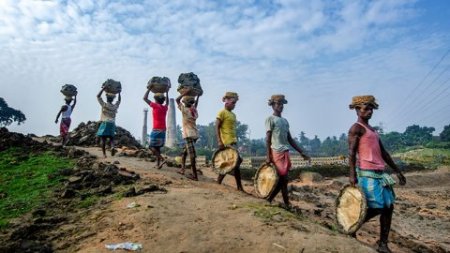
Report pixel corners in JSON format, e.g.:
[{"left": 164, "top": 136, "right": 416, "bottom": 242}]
[{"left": 148, "top": 101, "right": 168, "bottom": 130}]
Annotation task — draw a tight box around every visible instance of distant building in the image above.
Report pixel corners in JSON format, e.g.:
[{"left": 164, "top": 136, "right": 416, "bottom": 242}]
[
  {"left": 165, "top": 98, "right": 177, "bottom": 148},
  {"left": 142, "top": 108, "right": 148, "bottom": 146}
]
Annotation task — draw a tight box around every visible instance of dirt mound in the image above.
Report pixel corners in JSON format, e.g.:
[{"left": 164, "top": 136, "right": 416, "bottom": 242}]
[
  {"left": 0, "top": 127, "right": 50, "bottom": 152},
  {"left": 0, "top": 154, "right": 167, "bottom": 253},
  {"left": 66, "top": 121, "right": 141, "bottom": 148}
]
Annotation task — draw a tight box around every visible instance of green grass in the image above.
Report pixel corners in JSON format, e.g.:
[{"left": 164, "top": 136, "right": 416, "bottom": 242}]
[
  {"left": 78, "top": 195, "right": 100, "bottom": 209},
  {"left": 395, "top": 148, "right": 450, "bottom": 168},
  {"left": 243, "top": 203, "right": 302, "bottom": 222},
  {"left": 0, "top": 148, "right": 74, "bottom": 229}
]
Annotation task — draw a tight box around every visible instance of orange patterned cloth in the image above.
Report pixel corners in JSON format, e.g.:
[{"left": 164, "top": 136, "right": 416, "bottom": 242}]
[{"left": 271, "top": 149, "right": 291, "bottom": 176}]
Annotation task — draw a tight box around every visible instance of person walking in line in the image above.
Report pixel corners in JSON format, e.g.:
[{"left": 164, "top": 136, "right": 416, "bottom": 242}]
[
  {"left": 96, "top": 87, "right": 121, "bottom": 158},
  {"left": 55, "top": 94, "right": 77, "bottom": 146},
  {"left": 215, "top": 92, "right": 246, "bottom": 192},
  {"left": 143, "top": 87, "right": 169, "bottom": 169},
  {"left": 348, "top": 95, "right": 406, "bottom": 253},
  {"left": 176, "top": 88, "right": 201, "bottom": 181},
  {"left": 265, "top": 94, "right": 310, "bottom": 208}
]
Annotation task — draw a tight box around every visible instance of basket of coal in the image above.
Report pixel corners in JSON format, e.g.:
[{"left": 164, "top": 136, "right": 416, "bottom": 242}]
[
  {"left": 147, "top": 76, "right": 171, "bottom": 93},
  {"left": 177, "top": 72, "right": 203, "bottom": 96},
  {"left": 60, "top": 84, "right": 77, "bottom": 100},
  {"left": 102, "top": 79, "right": 122, "bottom": 94}
]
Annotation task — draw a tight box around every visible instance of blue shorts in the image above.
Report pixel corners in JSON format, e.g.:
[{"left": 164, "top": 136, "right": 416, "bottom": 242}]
[{"left": 149, "top": 129, "right": 166, "bottom": 148}]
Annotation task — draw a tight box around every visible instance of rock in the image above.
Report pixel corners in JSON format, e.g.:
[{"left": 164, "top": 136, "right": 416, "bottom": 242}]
[
  {"left": 135, "top": 185, "right": 167, "bottom": 195},
  {"left": 68, "top": 176, "right": 83, "bottom": 184},
  {"left": 425, "top": 203, "right": 437, "bottom": 209},
  {"left": 32, "top": 209, "right": 46, "bottom": 217},
  {"left": 96, "top": 185, "right": 113, "bottom": 196},
  {"left": 272, "top": 214, "right": 284, "bottom": 222},
  {"left": 313, "top": 208, "right": 324, "bottom": 216},
  {"left": 61, "top": 189, "right": 76, "bottom": 198},
  {"left": 66, "top": 121, "right": 141, "bottom": 148},
  {"left": 123, "top": 187, "right": 137, "bottom": 197}
]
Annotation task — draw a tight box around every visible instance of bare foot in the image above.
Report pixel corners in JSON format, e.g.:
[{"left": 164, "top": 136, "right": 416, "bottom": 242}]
[
  {"left": 186, "top": 174, "right": 198, "bottom": 181},
  {"left": 177, "top": 169, "right": 185, "bottom": 175},
  {"left": 157, "top": 160, "right": 167, "bottom": 170}
]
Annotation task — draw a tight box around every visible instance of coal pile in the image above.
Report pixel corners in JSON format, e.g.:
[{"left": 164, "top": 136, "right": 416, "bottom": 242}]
[
  {"left": 67, "top": 121, "right": 141, "bottom": 148},
  {"left": 57, "top": 155, "right": 141, "bottom": 198},
  {"left": 0, "top": 127, "right": 52, "bottom": 152}
]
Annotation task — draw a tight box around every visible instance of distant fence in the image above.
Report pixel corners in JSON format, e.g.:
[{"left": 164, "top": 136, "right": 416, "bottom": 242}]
[{"left": 241, "top": 155, "right": 347, "bottom": 169}]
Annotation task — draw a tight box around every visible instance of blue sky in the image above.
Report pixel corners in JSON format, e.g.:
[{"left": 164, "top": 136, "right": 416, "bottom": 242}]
[{"left": 1, "top": 0, "right": 449, "bottom": 141}]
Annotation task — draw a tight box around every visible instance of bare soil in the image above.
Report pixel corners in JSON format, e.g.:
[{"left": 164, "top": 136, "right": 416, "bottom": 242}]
[{"left": 2, "top": 137, "right": 449, "bottom": 253}]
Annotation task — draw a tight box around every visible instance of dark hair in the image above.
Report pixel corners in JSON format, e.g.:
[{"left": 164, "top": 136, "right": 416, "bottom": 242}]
[{"left": 154, "top": 96, "right": 165, "bottom": 104}]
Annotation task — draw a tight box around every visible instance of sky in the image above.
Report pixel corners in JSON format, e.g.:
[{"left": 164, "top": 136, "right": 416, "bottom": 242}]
[{"left": 1, "top": 0, "right": 449, "bottom": 141}]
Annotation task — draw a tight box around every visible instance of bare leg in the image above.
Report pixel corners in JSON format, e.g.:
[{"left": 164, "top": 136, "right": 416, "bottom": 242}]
[
  {"left": 233, "top": 157, "right": 244, "bottom": 191},
  {"left": 101, "top": 137, "right": 107, "bottom": 158},
  {"left": 280, "top": 176, "right": 290, "bottom": 206},
  {"left": 177, "top": 149, "right": 187, "bottom": 175},
  {"left": 267, "top": 180, "right": 282, "bottom": 203},
  {"left": 217, "top": 174, "right": 226, "bottom": 184},
  {"left": 188, "top": 152, "right": 198, "bottom": 181},
  {"left": 377, "top": 205, "right": 394, "bottom": 253},
  {"left": 110, "top": 137, "right": 116, "bottom": 156}
]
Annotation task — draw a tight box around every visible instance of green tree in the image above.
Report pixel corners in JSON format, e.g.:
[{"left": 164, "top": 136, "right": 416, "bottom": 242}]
[
  {"left": 248, "top": 138, "right": 266, "bottom": 156},
  {"left": 236, "top": 121, "right": 248, "bottom": 143},
  {"left": 380, "top": 131, "right": 404, "bottom": 152},
  {"left": 309, "top": 135, "right": 321, "bottom": 156},
  {"left": 440, "top": 124, "right": 450, "bottom": 142},
  {"left": 0, "top": 97, "right": 26, "bottom": 127},
  {"left": 403, "top": 125, "right": 435, "bottom": 146}
]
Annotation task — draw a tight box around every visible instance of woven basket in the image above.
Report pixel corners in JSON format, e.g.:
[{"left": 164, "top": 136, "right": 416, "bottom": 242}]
[
  {"left": 147, "top": 76, "right": 170, "bottom": 93},
  {"left": 254, "top": 163, "right": 279, "bottom": 198},
  {"left": 60, "top": 84, "right": 77, "bottom": 98},
  {"left": 212, "top": 147, "right": 239, "bottom": 175},
  {"left": 177, "top": 72, "right": 203, "bottom": 96},
  {"left": 102, "top": 79, "right": 122, "bottom": 94},
  {"left": 335, "top": 185, "right": 367, "bottom": 234}
]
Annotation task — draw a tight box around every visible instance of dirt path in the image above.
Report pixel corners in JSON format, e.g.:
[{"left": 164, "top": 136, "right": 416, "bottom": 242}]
[
  {"left": 28, "top": 140, "right": 450, "bottom": 253},
  {"left": 55, "top": 146, "right": 376, "bottom": 253}
]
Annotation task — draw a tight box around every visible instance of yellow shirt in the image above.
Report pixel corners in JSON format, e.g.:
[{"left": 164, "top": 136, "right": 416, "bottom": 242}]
[{"left": 217, "top": 109, "right": 237, "bottom": 145}]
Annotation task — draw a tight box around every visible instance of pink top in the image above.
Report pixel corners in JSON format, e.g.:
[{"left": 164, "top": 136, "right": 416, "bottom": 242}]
[
  {"left": 148, "top": 101, "right": 168, "bottom": 130},
  {"left": 356, "top": 122, "right": 385, "bottom": 170}
]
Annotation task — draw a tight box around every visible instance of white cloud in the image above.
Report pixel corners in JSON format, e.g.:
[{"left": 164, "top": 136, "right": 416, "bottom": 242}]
[{"left": 0, "top": 0, "right": 449, "bottom": 140}]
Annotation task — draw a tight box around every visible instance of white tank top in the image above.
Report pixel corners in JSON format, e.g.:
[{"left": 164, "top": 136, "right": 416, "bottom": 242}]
[{"left": 62, "top": 105, "right": 72, "bottom": 118}]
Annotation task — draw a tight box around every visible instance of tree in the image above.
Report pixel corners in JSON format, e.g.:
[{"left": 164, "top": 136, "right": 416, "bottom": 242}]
[
  {"left": 309, "top": 135, "right": 321, "bottom": 156},
  {"left": 440, "top": 124, "right": 450, "bottom": 142},
  {"left": 236, "top": 121, "right": 248, "bottom": 143},
  {"left": 0, "top": 97, "right": 26, "bottom": 127},
  {"left": 380, "top": 131, "right": 404, "bottom": 152},
  {"left": 403, "top": 125, "right": 435, "bottom": 146}
]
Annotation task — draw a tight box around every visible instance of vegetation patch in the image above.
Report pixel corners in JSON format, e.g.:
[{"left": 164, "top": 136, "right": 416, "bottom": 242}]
[
  {"left": 395, "top": 148, "right": 450, "bottom": 169},
  {"left": 244, "top": 203, "right": 302, "bottom": 222},
  {"left": 0, "top": 148, "right": 74, "bottom": 229}
]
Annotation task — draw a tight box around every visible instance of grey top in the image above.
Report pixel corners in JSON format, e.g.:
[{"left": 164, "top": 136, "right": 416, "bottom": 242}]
[{"left": 265, "top": 115, "right": 290, "bottom": 152}]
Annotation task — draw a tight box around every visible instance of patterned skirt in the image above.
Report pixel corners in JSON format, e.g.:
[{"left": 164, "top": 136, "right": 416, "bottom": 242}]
[
  {"left": 357, "top": 169, "right": 396, "bottom": 209},
  {"left": 96, "top": 121, "right": 116, "bottom": 137},
  {"left": 149, "top": 129, "right": 166, "bottom": 148},
  {"left": 60, "top": 118, "right": 71, "bottom": 137}
]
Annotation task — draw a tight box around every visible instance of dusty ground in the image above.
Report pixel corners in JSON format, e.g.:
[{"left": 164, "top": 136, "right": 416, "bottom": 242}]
[
  {"left": 3, "top": 138, "right": 449, "bottom": 253},
  {"left": 60, "top": 146, "right": 373, "bottom": 253}
]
